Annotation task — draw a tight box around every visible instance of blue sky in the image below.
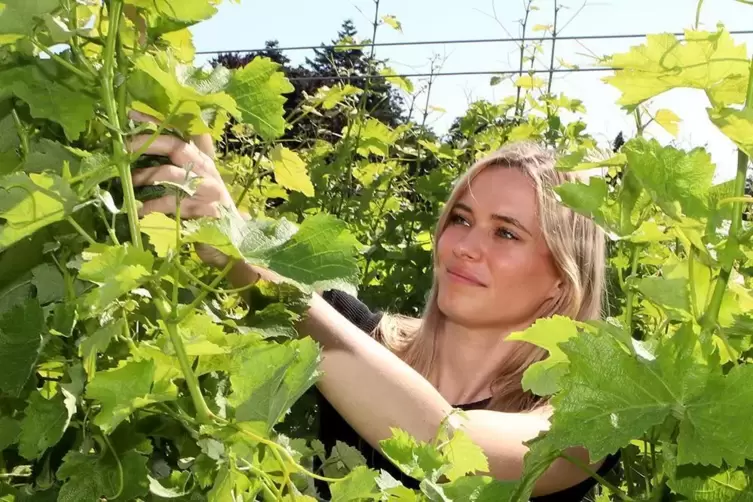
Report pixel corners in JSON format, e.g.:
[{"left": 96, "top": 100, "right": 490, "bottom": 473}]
[{"left": 191, "top": 0, "right": 753, "bottom": 181}]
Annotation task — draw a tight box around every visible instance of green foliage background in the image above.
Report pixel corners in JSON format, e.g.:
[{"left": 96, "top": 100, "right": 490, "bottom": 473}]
[{"left": 1, "top": 0, "right": 753, "bottom": 501}]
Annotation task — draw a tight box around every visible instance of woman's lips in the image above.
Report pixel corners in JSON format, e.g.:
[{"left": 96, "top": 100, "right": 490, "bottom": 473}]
[{"left": 446, "top": 267, "right": 487, "bottom": 287}]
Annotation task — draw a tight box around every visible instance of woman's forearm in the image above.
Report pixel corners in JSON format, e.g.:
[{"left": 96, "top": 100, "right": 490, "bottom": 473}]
[{"left": 299, "top": 294, "right": 455, "bottom": 446}]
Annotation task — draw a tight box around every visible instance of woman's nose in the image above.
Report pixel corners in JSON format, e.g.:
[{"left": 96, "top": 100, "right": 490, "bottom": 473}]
[{"left": 453, "top": 229, "right": 484, "bottom": 260}]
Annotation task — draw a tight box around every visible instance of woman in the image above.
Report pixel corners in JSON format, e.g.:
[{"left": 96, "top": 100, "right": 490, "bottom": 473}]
[{"left": 128, "top": 132, "right": 619, "bottom": 500}]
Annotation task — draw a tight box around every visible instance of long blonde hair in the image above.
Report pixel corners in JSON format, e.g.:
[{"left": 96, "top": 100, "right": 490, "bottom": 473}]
[{"left": 372, "top": 141, "right": 606, "bottom": 412}]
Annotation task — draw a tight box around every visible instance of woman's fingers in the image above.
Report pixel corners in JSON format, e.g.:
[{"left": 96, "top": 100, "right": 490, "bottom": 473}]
[
  {"left": 132, "top": 164, "right": 194, "bottom": 187},
  {"left": 140, "top": 195, "right": 177, "bottom": 216},
  {"left": 139, "top": 194, "right": 221, "bottom": 218},
  {"left": 128, "top": 135, "right": 220, "bottom": 182}
]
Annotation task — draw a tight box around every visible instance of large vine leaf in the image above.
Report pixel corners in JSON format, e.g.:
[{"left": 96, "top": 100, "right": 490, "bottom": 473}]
[
  {"left": 0, "top": 66, "right": 96, "bottom": 141},
  {"left": 130, "top": 53, "right": 238, "bottom": 135},
  {"left": 678, "top": 363, "right": 753, "bottom": 468},
  {"left": 534, "top": 327, "right": 704, "bottom": 461},
  {"left": 57, "top": 449, "right": 150, "bottom": 502},
  {"left": 225, "top": 57, "right": 295, "bottom": 141},
  {"left": 85, "top": 359, "right": 177, "bottom": 433},
  {"left": 380, "top": 429, "right": 446, "bottom": 481},
  {"left": 0, "top": 172, "right": 78, "bottom": 251},
  {"left": 329, "top": 466, "right": 380, "bottom": 502},
  {"left": 18, "top": 389, "right": 76, "bottom": 460},
  {"left": 75, "top": 244, "right": 154, "bottom": 318},
  {"left": 0, "top": 0, "right": 60, "bottom": 44},
  {"left": 229, "top": 337, "right": 320, "bottom": 431},
  {"left": 708, "top": 107, "right": 753, "bottom": 160},
  {"left": 665, "top": 445, "right": 753, "bottom": 501},
  {"left": 623, "top": 138, "right": 715, "bottom": 220},
  {"left": 0, "top": 298, "right": 44, "bottom": 396},
  {"left": 604, "top": 28, "right": 750, "bottom": 108},
  {"left": 125, "top": 0, "right": 217, "bottom": 22},
  {"left": 258, "top": 213, "right": 361, "bottom": 291},
  {"left": 269, "top": 145, "right": 315, "bottom": 197},
  {"left": 185, "top": 212, "right": 361, "bottom": 293},
  {"left": 506, "top": 316, "right": 580, "bottom": 396}
]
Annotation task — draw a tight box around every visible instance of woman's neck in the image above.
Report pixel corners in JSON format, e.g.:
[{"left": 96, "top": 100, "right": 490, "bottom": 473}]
[{"left": 432, "top": 319, "right": 526, "bottom": 405}]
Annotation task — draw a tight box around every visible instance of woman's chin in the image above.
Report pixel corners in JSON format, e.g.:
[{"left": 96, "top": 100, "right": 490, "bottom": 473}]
[{"left": 437, "top": 290, "right": 484, "bottom": 324}]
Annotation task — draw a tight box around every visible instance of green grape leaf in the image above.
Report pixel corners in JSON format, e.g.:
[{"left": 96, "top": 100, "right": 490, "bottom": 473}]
[
  {"left": 18, "top": 389, "right": 76, "bottom": 460},
  {"left": 0, "top": 298, "right": 44, "bottom": 396},
  {"left": 85, "top": 359, "right": 177, "bottom": 433},
  {"left": 441, "top": 475, "right": 516, "bottom": 501},
  {"left": 79, "top": 319, "right": 123, "bottom": 378},
  {"left": 554, "top": 176, "right": 620, "bottom": 234},
  {"left": 0, "top": 66, "right": 96, "bottom": 140},
  {"left": 76, "top": 244, "right": 154, "bottom": 318},
  {"left": 678, "top": 363, "right": 753, "bottom": 468},
  {"left": 604, "top": 29, "right": 750, "bottom": 108},
  {"left": 346, "top": 118, "right": 399, "bottom": 158},
  {"left": 23, "top": 138, "right": 84, "bottom": 176},
  {"left": 506, "top": 316, "right": 579, "bottom": 396},
  {"left": 186, "top": 212, "right": 361, "bottom": 292},
  {"left": 130, "top": 53, "right": 238, "bottom": 135},
  {"left": 0, "top": 0, "right": 60, "bottom": 43},
  {"left": 174, "top": 312, "right": 228, "bottom": 356},
  {"left": 634, "top": 277, "right": 691, "bottom": 319},
  {"left": 708, "top": 106, "right": 753, "bottom": 160},
  {"left": 312, "top": 83, "right": 362, "bottom": 110},
  {"left": 257, "top": 213, "right": 361, "bottom": 290},
  {"left": 664, "top": 444, "right": 753, "bottom": 501},
  {"left": 542, "top": 330, "right": 684, "bottom": 460},
  {"left": 380, "top": 428, "right": 446, "bottom": 481},
  {"left": 0, "top": 172, "right": 78, "bottom": 251},
  {"left": 441, "top": 430, "right": 490, "bottom": 481},
  {"left": 329, "top": 466, "right": 379, "bottom": 502},
  {"left": 140, "top": 212, "right": 179, "bottom": 257},
  {"left": 57, "top": 449, "right": 149, "bottom": 502},
  {"left": 321, "top": 440, "right": 367, "bottom": 478},
  {"left": 31, "top": 263, "right": 65, "bottom": 305},
  {"left": 125, "top": 0, "right": 217, "bottom": 22},
  {"left": 655, "top": 109, "right": 681, "bottom": 137},
  {"left": 623, "top": 138, "right": 715, "bottom": 219},
  {"left": 206, "top": 465, "right": 250, "bottom": 502},
  {"left": 269, "top": 145, "right": 314, "bottom": 197},
  {"left": 0, "top": 416, "right": 20, "bottom": 450},
  {"left": 226, "top": 57, "right": 295, "bottom": 141},
  {"left": 229, "top": 337, "right": 320, "bottom": 431}
]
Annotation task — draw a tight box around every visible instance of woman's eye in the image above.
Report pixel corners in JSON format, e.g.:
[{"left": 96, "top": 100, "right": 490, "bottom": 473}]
[
  {"left": 496, "top": 228, "right": 518, "bottom": 240},
  {"left": 450, "top": 214, "right": 470, "bottom": 226}
]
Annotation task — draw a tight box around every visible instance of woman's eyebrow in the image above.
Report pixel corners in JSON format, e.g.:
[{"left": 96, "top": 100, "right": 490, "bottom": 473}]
[{"left": 453, "top": 202, "right": 532, "bottom": 236}]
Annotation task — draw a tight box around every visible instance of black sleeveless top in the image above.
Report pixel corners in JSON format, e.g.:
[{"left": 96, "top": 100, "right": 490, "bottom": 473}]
[{"left": 316, "top": 290, "right": 620, "bottom": 501}]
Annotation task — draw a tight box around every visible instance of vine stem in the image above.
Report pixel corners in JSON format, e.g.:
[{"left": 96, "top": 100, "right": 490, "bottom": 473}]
[
  {"left": 175, "top": 259, "right": 236, "bottom": 323},
  {"left": 11, "top": 109, "right": 28, "bottom": 160},
  {"left": 151, "top": 293, "right": 214, "bottom": 424},
  {"left": 624, "top": 247, "right": 640, "bottom": 335},
  {"left": 165, "top": 315, "right": 214, "bottom": 424},
  {"left": 701, "top": 58, "right": 753, "bottom": 335},
  {"left": 102, "top": 0, "right": 142, "bottom": 250},
  {"left": 31, "top": 39, "right": 95, "bottom": 81},
  {"left": 175, "top": 261, "right": 257, "bottom": 295},
  {"left": 66, "top": 216, "right": 97, "bottom": 245},
  {"left": 239, "top": 459, "right": 283, "bottom": 500},
  {"left": 560, "top": 452, "right": 634, "bottom": 501},
  {"left": 101, "top": 434, "right": 124, "bottom": 500}
]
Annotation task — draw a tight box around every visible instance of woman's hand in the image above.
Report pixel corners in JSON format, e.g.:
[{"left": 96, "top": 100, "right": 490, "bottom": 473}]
[{"left": 128, "top": 133, "right": 236, "bottom": 268}]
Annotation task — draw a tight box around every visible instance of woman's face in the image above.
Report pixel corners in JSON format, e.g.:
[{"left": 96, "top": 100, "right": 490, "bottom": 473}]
[{"left": 435, "top": 166, "right": 562, "bottom": 330}]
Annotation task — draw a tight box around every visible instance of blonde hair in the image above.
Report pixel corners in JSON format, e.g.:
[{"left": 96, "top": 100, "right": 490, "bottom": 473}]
[{"left": 372, "top": 141, "right": 606, "bottom": 412}]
